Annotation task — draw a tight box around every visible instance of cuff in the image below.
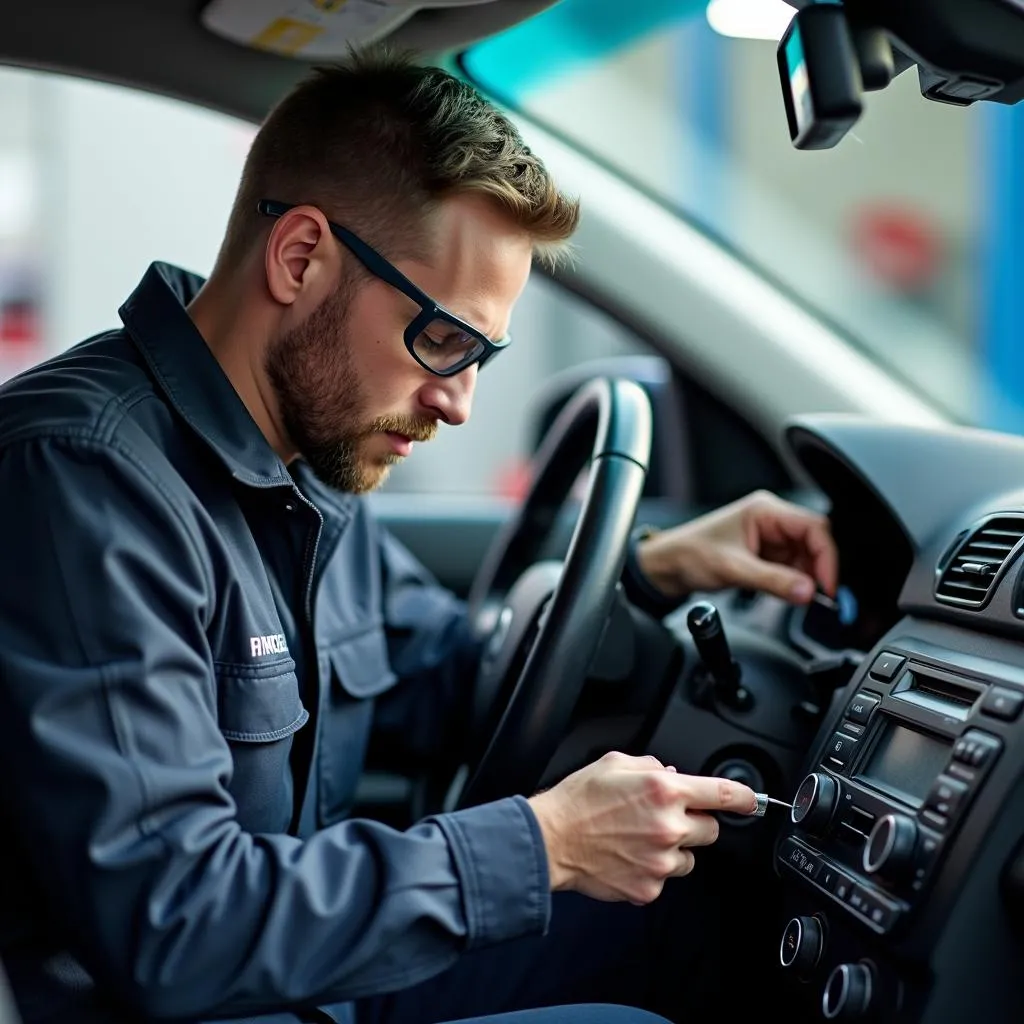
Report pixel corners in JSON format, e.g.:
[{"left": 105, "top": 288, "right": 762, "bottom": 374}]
[
  {"left": 432, "top": 794, "right": 551, "bottom": 950},
  {"left": 621, "top": 527, "right": 686, "bottom": 620}
]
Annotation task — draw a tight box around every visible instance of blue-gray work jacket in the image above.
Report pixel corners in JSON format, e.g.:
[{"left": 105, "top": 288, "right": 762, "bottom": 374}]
[{"left": 0, "top": 263, "right": 553, "bottom": 1023}]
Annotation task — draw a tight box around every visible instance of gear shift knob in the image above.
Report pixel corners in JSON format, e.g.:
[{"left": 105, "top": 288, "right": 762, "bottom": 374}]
[{"left": 685, "top": 600, "right": 753, "bottom": 710}]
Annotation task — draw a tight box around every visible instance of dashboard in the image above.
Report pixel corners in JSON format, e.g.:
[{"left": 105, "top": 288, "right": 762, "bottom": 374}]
[{"left": 651, "top": 414, "right": 1024, "bottom": 1023}]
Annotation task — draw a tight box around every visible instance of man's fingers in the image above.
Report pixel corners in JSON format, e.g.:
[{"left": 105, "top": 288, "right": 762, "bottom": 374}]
[
  {"left": 663, "top": 773, "right": 758, "bottom": 813},
  {"left": 681, "top": 810, "right": 720, "bottom": 848},
  {"left": 760, "top": 504, "right": 840, "bottom": 597},
  {"left": 728, "top": 549, "right": 815, "bottom": 604},
  {"left": 619, "top": 752, "right": 666, "bottom": 772},
  {"left": 797, "top": 516, "right": 839, "bottom": 597},
  {"left": 599, "top": 751, "right": 666, "bottom": 772},
  {"left": 670, "top": 848, "right": 696, "bottom": 878}
]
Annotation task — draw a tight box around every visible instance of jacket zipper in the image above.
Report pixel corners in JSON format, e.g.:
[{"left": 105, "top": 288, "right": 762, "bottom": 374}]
[{"left": 287, "top": 485, "right": 324, "bottom": 835}]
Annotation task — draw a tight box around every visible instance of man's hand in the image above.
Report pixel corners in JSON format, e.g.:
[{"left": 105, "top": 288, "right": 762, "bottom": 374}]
[
  {"left": 635, "top": 489, "right": 838, "bottom": 604},
  {"left": 527, "top": 751, "right": 757, "bottom": 905}
]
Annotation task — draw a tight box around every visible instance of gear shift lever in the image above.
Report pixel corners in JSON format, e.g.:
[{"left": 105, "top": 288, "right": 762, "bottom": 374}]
[{"left": 686, "top": 600, "right": 753, "bottom": 710}]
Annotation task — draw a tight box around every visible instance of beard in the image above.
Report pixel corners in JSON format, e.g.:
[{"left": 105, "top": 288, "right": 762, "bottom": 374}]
[{"left": 265, "top": 281, "right": 437, "bottom": 493}]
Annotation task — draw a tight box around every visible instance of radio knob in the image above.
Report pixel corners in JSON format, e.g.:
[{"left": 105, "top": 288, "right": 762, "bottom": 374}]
[
  {"left": 779, "top": 915, "right": 823, "bottom": 972},
  {"left": 822, "top": 962, "right": 875, "bottom": 1020},
  {"left": 791, "top": 772, "right": 839, "bottom": 835},
  {"left": 863, "top": 813, "right": 919, "bottom": 882}
]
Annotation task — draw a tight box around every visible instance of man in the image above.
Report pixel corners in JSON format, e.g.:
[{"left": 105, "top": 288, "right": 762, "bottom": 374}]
[{"left": 0, "top": 51, "right": 837, "bottom": 1024}]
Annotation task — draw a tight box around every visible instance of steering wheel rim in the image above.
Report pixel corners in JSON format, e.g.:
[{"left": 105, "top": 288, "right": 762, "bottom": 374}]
[{"left": 456, "top": 376, "right": 652, "bottom": 809}]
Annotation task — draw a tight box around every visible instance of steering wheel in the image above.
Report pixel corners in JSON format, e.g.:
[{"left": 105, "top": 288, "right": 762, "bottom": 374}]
[{"left": 454, "top": 376, "right": 652, "bottom": 809}]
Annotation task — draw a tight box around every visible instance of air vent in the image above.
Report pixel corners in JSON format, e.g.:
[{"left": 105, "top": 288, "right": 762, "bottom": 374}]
[{"left": 935, "top": 514, "right": 1024, "bottom": 608}]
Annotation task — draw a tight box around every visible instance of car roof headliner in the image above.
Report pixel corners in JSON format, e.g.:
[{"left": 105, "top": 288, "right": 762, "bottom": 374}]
[{"left": 0, "top": 0, "right": 557, "bottom": 122}]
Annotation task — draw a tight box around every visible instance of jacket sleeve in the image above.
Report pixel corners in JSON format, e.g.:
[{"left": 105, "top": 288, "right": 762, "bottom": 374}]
[
  {"left": 367, "top": 527, "right": 483, "bottom": 775},
  {"left": 621, "top": 527, "right": 687, "bottom": 619},
  {"left": 0, "top": 437, "right": 549, "bottom": 1020}
]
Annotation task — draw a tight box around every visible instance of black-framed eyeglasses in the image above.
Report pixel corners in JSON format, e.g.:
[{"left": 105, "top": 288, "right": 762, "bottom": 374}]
[{"left": 258, "top": 199, "right": 511, "bottom": 377}]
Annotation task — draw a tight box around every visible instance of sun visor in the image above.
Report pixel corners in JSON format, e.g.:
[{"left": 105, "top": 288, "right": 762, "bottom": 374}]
[{"left": 201, "top": 0, "right": 500, "bottom": 58}]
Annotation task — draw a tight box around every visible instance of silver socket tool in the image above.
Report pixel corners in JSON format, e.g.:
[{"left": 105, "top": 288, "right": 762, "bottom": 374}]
[{"left": 752, "top": 793, "right": 794, "bottom": 817}]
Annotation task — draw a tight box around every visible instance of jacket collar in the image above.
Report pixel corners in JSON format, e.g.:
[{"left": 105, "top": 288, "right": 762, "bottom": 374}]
[{"left": 119, "top": 261, "right": 294, "bottom": 488}]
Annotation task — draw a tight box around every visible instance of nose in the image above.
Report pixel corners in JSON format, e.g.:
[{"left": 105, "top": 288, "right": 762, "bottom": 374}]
[{"left": 417, "top": 363, "right": 478, "bottom": 426}]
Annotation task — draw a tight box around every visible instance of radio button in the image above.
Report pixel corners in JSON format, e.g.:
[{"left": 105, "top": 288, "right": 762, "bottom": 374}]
[
  {"left": 833, "top": 874, "right": 854, "bottom": 902},
  {"left": 925, "top": 775, "right": 968, "bottom": 819},
  {"left": 780, "top": 915, "right": 824, "bottom": 971},
  {"left": 857, "top": 888, "right": 900, "bottom": 932},
  {"left": 847, "top": 886, "right": 869, "bottom": 913},
  {"left": 864, "top": 813, "right": 919, "bottom": 882},
  {"left": 970, "top": 738, "right": 1000, "bottom": 767},
  {"left": 981, "top": 685, "right": 1024, "bottom": 721},
  {"left": 912, "top": 830, "right": 941, "bottom": 891},
  {"left": 846, "top": 691, "right": 881, "bottom": 724},
  {"left": 921, "top": 809, "right": 949, "bottom": 831},
  {"left": 779, "top": 836, "right": 802, "bottom": 865},
  {"left": 945, "top": 761, "right": 976, "bottom": 785},
  {"left": 919, "top": 830, "right": 941, "bottom": 858},
  {"left": 822, "top": 962, "right": 875, "bottom": 1021},
  {"left": 824, "top": 732, "right": 859, "bottom": 771},
  {"left": 797, "top": 853, "right": 822, "bottom": 882},
  {"left": 818, "top": 860, "right": 845, "bottom": 893},
  {"left": 779, "top": 837, "right": 821, "bottom": 881},
  {"left": 868, "top": 651, "right": 905, "bottom": 681},
  {"left": 793, "top": 772, "right": 840, "bottom": 834},
  {"left": 953, "top": 729, "right": 1002, "bottom": 768}
]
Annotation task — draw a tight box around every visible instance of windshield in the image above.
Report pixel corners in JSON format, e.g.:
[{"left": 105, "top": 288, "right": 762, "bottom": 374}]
[{"left": 464, "top": 0, "right": 1023, "bottom": 432}]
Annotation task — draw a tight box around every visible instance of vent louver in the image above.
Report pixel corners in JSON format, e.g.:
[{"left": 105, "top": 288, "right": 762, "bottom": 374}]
[{"left": 935, "top": 514, "right": 1024, "bottom": 608}]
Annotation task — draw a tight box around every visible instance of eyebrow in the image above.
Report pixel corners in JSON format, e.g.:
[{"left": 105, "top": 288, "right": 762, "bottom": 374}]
[
  {"left": 387, "top": 262, "right": 497, "bottom": 338},
  {"left": 456, "top": 306, "right": 500, "bottom": 339}
]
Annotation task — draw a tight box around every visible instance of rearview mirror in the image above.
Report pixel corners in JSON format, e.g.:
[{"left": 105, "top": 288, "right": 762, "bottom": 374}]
[
  {"left": 780, "top": 0, "right": 1024, "bottom": 150},
  {"left": 778, "top": 4, "right": 893, "bottom": 150}
]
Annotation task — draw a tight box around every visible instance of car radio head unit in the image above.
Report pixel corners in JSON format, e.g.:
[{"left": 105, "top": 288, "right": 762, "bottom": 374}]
[{"left": 778, "top": 648, "right": 1009, "bottom": 935}]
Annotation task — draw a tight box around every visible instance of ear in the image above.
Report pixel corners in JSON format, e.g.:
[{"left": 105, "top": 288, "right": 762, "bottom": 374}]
[{"left": 264, "top": 205, "right": 339, "bottom": 308}]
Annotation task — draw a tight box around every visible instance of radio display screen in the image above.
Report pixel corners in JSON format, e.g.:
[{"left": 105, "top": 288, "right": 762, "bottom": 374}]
[{"left": 856, "top": 722, "right": 949, "bottom": 807}]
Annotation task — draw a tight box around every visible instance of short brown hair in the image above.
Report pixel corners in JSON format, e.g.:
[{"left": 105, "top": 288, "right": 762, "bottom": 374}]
[{"left": 217, "top": 47, "right": 579, "bottom": 271}]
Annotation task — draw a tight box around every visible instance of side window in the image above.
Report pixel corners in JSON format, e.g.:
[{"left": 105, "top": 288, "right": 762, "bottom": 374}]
[
  {"left": 0, "top": 65, "right": 789, "bottom": 509},
  {"left": 0, "top": 66, "right": 252, "bottom": 374}
]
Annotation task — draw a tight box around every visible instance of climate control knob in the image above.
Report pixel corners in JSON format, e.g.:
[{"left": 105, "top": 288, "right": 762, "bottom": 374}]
[
  {"left": 791, "top": 772, "right": 839, "bottom": 836},
  {"left": 779, "top": 915, "right": 823, "bottom": 972},
  {"left": 863, "top": 813, "right": 919, "bottom": 882},
  {"left": 822, "top": 962, "right": 875, "bottom": 1020}
]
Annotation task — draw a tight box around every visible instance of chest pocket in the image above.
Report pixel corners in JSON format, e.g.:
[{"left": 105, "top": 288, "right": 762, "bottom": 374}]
[
  {"left": 317, "top": 625, "right": 397, "bottom": 827},
  {"left": 216, "top": 658, "right": 308, "bottom": 834}
]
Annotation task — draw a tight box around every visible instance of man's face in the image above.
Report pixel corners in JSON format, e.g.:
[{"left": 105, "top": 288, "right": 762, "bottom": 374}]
[{"left": 266, "top": 195, "right": 533, "bottom": 493}]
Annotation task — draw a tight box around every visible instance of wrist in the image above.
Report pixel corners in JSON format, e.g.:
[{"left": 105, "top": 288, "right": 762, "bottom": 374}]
[
  {"left": 527, "top": 790, "right": 575, "bottom": 892},
  {"left": 635, "top": 530, "right": 686, "bottom": 598}
]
